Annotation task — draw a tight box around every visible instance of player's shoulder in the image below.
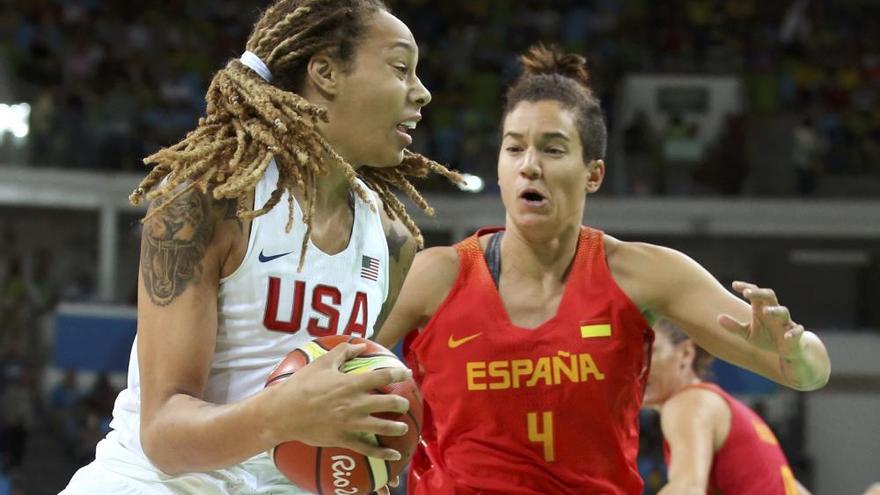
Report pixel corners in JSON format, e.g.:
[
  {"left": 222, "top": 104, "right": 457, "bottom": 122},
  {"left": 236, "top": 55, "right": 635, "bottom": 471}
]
[
  {"left": 604, "top": 235, "right": 700, "bottom": 291},
  {"left": 154, "top": 183, "right": 255, "bottom": 264},
  {"left": 604, "top": 235, "right": 683, "bottom": 267},
  {"left": 663, "top": 385, "right": 729, "bottom": 421},
  {"left": 143, "top": 184, "right": 239, "bottom": 242},
  {"left": 372, "top": 193, "right": 413, "bottom": 239},
  {"left": 406, "top": 246, "right": 461, "bottom": 317},
  {"left": 662, "top": 385, "right": 733, "bottom": 450},
  {"left": 412, "top": 246, "right": 459, "bottom": 277}
]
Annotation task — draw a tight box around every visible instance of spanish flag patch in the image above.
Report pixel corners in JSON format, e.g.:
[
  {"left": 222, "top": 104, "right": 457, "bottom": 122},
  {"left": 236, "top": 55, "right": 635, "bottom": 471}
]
[{"left": 580, "top": 323, "right": 612, "bottom": 338}]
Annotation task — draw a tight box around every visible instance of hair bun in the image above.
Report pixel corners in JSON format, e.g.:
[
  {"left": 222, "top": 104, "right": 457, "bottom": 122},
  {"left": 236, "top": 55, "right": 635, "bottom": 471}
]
[{"left": 519, "top": 43, "right": 590, "bottom": 88}]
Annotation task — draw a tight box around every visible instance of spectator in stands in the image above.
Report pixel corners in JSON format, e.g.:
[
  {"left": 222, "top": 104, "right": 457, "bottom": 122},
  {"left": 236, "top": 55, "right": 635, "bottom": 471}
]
[
  {"left": 49, "top": 369, "right": 81, "bottom": 453},
  {"left": 0, "top": 367, "right": 35, "bottom": 472},
  {"left": 0, "top": 258, "right": 31, "bottom": 363},
  {"left": 5, "top": 0, "right": 879, "bottom": 197},
  {"left": 658, "top": 113, "right": 703, "bottom": 195},
  {"left": 695, "top": 112, "right": 749, "bottom": 196},
  {"left": 792, "top": 115, "right": 822, "bottom": 195},
  {"left": 82, "top": 373, "right": 117, "bottom": 426},
  {"left": 623, "top": 109, "right": 656, "bottom": 195}
]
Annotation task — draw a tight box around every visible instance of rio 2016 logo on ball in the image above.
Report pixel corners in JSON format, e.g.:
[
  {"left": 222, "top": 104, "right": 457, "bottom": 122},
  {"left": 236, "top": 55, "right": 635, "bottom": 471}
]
[{"left": 265, "top": 335, "right": 422, "bottom": 494}]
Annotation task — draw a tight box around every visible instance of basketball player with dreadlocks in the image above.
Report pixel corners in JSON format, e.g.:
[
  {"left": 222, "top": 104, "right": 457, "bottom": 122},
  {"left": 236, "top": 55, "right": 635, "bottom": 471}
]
[
  {"left": 375, "top": 44, "right": 829, "bottom": 494},
  {"left": 62, "top": 1, "right": 458, "bottom": 493}
]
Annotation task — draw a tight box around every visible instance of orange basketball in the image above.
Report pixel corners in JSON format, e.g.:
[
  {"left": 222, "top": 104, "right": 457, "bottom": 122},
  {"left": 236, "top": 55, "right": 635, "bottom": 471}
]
[{"left": 264, "top": 335, "right": 422, "bottom": 494}]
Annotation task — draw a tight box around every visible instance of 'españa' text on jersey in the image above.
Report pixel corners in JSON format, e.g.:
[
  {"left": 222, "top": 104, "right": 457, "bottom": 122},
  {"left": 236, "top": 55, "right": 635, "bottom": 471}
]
[{"left": 405, "top": 227, "right": 653, "bottom": 495}]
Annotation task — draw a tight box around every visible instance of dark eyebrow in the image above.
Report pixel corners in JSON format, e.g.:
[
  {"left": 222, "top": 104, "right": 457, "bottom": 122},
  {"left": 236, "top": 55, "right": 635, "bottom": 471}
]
[
  {"left": 503, "top": 131, "right": 570, "bottom": 141},
  {"left": 389, "top": 41, "right": 416, "bottom": 54},
  {"left": 541, "top": 131, "right": 570, "bottom": 142}
]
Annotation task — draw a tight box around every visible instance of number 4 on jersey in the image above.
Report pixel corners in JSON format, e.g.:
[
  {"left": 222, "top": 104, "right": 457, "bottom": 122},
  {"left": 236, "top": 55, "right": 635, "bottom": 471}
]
[{"left": 527, "top": 411, "right": 555, "bottom": 462}]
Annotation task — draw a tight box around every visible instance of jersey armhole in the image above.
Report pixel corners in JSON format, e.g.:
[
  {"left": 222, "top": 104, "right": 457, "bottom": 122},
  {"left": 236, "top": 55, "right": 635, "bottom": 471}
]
[{"left": 219, "top": 177, "right": 265, "bottom": 285}]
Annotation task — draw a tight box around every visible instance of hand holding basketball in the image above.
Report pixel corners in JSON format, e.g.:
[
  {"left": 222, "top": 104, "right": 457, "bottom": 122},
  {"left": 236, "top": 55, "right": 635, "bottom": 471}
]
[
  {"left": 264, "top": 335, "right": 423, "bottom": 495},
  {"left": 263, "top": 340, "right": 413, "bottom": 460}
]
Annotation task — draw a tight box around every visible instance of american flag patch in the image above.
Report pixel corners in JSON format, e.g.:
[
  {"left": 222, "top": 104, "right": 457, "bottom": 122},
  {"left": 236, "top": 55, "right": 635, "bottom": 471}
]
[{"left": 360, "top": 255, "right": 380, "bottom": 281}]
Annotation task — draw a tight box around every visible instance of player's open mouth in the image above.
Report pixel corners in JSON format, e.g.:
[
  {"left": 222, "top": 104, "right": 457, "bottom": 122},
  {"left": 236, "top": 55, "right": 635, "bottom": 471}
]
[
  {"left": 395, "top": 119, "right": 418, "bottom": 145},
  {"left": 519, "top": 188, "right": 548, "bottom": 207},
  {"left": 397, "top": 120, "right": 417, "bottom": 133}
]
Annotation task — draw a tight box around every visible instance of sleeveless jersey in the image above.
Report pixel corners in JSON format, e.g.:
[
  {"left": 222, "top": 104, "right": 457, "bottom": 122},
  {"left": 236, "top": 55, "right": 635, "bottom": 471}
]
[
  {"left": 404, "top": 227, "right": 653, "bottom": 495},
  {"left": 103, "top": 159, "right": 389, "bottom": 488},
  {"left": 664, "top": 383, "right": 799, "bottom": 495}
]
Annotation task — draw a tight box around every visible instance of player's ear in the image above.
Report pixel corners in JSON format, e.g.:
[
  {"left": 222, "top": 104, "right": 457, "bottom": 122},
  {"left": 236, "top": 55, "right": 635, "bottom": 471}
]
[
  {"left": 679, "top": 340, "right": 696, "bottom": 372},
  {"left": 305, "top": 51, "right": 342, "bottom": 97},
  {"left": 585, "top": 160, "right": 604, "bottom": 193}
]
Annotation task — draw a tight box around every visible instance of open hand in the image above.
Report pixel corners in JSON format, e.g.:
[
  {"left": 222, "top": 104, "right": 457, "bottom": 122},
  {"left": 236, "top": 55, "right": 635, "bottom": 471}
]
[{"left": 717, "top": 281, "right": 805, "bottom": 359}]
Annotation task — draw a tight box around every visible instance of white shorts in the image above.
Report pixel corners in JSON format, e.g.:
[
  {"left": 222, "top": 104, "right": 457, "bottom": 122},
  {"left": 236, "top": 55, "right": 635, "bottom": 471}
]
[{"left": 60, "top": 431, "right": 311, "bottom": 495}]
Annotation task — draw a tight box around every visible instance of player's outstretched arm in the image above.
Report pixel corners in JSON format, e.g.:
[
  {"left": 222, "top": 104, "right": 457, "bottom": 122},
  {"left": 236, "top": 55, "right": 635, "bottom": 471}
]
[
  {"left": 374, "top": 245, "right": 459, "bottom": 349},
  {"left": 136, "top": 188, "right": 410, "bottom": 475},
  {"left": 657, "top": 388, "right": 727, "bottom": 495},
  {"left": 611, "top": 241, "right": 830, "bottom": 391}
]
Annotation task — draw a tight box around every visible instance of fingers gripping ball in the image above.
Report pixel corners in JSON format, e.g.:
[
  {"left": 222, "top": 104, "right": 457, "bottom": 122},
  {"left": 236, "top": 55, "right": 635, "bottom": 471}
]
[{"left": 265, "top": 335, "right": 422, "bottom": 494}]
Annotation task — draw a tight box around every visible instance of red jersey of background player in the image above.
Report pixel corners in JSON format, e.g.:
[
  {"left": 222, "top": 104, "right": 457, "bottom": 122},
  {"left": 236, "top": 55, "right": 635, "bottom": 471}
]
[
  {"left": 664, "top": 383, "right": 800, "bottom": 495},
  {"left": 403, "top": 227, "right": 654, "bottom": 494}
]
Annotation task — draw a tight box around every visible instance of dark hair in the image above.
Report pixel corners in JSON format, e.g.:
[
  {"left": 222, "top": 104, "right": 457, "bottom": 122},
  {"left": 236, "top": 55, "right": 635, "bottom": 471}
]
[
  {"left": 131, "top": 0, "right": 460, "bottom": 266},
  {"left": 504, "top": 43, "right": 607, "bottom": 162},
  {"left": 655, "top": 319, "right": 715, "bottom": 379}
]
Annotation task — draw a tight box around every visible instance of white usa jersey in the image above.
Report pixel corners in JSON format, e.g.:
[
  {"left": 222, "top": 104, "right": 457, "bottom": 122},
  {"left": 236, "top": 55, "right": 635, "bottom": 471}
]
[
  {"left": 76, "top": 160, "right": 389, "bottom": 494},
  {"left": 206, "top": 160, "right": 389, "bottom": 405}
]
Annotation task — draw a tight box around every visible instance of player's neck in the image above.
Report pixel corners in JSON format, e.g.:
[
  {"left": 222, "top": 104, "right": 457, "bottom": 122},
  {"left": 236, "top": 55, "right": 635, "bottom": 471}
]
[
  {"left": 674, "top": 376, "right": 703, "bottom": 395},
  {"left": 658, "top": 378, "right": 704, "bottom": 409},
  {"left": 295, "top": 167, "right": 354, "bottom": 217},
  {"left": 500, "top": 223, "right": 580, "bottom": 282}
]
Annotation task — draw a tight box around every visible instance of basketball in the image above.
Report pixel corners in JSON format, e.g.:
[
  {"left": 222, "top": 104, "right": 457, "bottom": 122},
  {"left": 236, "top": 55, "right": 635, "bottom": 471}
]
[{"left": 264, "top": 335, "right": 422, "bottom": 494}]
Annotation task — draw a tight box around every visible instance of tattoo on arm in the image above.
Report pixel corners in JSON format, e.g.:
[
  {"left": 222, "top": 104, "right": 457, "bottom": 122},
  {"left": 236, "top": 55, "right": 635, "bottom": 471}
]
[
  {"left": 140, "top": 190, "right": 214, "bottom": 306},
  {"left": 375, "top": 222, "right": 416, "bottom": 332},
  {"left": 386, "top": 222, "right": 409, "bottom": 263}
]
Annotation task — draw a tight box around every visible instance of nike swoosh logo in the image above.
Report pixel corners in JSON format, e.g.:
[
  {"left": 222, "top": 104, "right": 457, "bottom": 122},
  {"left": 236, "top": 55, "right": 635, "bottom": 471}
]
[
  {"left": 448, "top": 332, "right": 482, "bottom": 349},
  {"left": 259, "top": 250, "right": 294, "bottom": 263}
]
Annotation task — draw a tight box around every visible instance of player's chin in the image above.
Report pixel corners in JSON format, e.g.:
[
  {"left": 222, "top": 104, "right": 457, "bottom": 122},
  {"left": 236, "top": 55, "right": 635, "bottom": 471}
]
[
  {"left": 369, "top": 147, "right": 407, "bottom": 168},
  {"left": 510, "top": 210, "right": 555, "bottom": 230}
]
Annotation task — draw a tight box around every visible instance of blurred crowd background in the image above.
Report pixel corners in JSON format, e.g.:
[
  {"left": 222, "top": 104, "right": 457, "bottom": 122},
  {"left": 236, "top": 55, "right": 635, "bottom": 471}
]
[
  {"left": 2, "top": 0, "right": 879, "bottom": 192},
  {"left": 0, "top": 0, "right": 879, "bottom": 494}
]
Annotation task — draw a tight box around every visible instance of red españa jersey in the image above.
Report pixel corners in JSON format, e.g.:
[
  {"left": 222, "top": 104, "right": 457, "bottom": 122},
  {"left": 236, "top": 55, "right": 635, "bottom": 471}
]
[
  {"left": 404, "top": 227, "right": 653, "bottom": 494},
  {"left": 664, "top": 383, "right": 799, "bottom": 495}
]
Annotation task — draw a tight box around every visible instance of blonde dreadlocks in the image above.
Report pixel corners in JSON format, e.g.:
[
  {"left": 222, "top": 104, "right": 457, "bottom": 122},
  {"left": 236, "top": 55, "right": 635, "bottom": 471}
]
[{"left": 130, "top": 0, "right": 461, "bottom": 267}]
